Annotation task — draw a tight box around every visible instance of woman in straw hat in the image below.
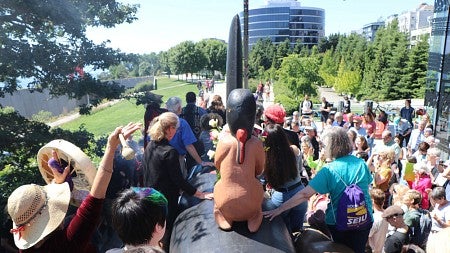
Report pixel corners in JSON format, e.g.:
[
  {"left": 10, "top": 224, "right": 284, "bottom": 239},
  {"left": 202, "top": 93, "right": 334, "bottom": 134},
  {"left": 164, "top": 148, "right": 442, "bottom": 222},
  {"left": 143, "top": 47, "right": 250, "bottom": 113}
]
[{"left": 7, "top": 122, "right": 142, "bottom": 252}]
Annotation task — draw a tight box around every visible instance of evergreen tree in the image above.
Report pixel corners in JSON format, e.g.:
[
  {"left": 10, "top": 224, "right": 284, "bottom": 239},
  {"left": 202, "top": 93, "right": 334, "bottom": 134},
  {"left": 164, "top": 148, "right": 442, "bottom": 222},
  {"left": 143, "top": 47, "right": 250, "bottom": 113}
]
[
  {"left": 248, "top": 38, "right": 275, "bottom": 78},
  {"left": 401, "top": 35, "right": 429, "bottom": 98},
  {"left": 273, "top": 39, "right": 292, "bottom": 69},
  {"left": 319, "top": 49, "right": 337, "bottom": 87}
]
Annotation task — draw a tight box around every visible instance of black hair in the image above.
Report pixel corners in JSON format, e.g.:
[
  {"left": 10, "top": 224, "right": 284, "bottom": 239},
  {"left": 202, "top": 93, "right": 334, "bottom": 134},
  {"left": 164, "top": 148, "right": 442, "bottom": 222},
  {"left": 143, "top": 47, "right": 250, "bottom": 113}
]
[
  {"left": 356, "top": 151, "right": 369, "bottom": 161},
  {"left": 264, "top": 123, "right": 298, "bottom": 188},
  {"left": 186, "top": 92, "right": 196, "bottom": 103},
  {"left": 200, "top": 113, "right": 223, "bottom": 131},
  {"left": 112, "top": 188, "right": 168, "bottom": 246}
]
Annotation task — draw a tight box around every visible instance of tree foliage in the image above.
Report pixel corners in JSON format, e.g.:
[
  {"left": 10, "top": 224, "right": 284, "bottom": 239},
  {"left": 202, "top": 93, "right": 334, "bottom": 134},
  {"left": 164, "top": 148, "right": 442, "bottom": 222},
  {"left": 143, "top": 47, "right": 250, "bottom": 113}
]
[
  {"left": 0, "top": 0, "right": 137, "bottom": 102},
  {"left": 0, "top": 106, "right": 98, "bottom": 218},
  {"left": 277, "top": 55, "right": 321, "bottom": 98},
  {"left": 248, "top": 38, "right": 275, "bottom": 78},
  {"left": 168, "top": 41, "right": 207, "bottom": 81},
  {"left": 197, "top": 39, "right": 227, "bottom": 77}
]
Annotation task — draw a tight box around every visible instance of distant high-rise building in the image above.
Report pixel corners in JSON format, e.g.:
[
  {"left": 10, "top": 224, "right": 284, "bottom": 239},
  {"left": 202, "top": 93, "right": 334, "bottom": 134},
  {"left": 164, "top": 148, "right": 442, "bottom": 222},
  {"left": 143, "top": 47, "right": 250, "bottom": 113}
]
[
  {"left": 240, "top": 0, "right": 325, "bottom": 49},
  {"left": 361, "top": 21, "right": 385, "bottom": 42},
  {"left": 392, "top": 3, "right": 434, "bottom": 45}
]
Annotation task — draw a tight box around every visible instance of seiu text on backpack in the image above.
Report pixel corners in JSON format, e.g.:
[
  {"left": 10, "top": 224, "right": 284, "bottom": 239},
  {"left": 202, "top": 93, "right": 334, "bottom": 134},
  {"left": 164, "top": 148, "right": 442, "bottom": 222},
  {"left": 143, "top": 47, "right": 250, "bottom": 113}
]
[{"left": 332, "top": 169, "right": 371, "bottom": 231}]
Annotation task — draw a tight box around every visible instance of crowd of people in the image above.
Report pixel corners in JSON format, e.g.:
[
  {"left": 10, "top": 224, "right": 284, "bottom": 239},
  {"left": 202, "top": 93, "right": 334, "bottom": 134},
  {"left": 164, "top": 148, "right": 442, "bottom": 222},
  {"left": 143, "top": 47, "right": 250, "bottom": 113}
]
[
  {"left": 262, "top": 97, "right": 450, "bottom": 253},
  {"left": 2, "top": 87, "right": 450, "bottom": 253}
]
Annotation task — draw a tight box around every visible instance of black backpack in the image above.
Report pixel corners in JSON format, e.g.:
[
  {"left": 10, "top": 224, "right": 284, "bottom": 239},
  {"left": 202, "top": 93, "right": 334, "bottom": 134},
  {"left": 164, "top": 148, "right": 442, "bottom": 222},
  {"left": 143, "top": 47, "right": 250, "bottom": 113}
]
[
  {"left": 409, "top": 209, "right": 432, "bottom": 249},
  {"left": 181, "top": 104, "right": 201, "bottom": 137}
]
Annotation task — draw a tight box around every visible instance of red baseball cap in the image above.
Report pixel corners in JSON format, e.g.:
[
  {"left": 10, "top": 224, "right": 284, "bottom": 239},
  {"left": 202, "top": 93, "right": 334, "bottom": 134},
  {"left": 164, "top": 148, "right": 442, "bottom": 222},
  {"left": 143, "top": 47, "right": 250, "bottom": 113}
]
[{"left": 264, "top": 104, "right": 286, "bottom": 124}]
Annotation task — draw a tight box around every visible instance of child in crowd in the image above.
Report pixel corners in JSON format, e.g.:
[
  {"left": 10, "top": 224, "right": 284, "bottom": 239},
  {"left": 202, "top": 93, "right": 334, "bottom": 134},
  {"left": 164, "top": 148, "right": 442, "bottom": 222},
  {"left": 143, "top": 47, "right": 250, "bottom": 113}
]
[
  {"left": 403, "top": 189, "right": 431, "bottom": 249},
  {"left": 108, "top": 187, "right": 167, "bottom": 252},
  {"left": 368, "top": 188, "right": 389, "bottom": 253}
]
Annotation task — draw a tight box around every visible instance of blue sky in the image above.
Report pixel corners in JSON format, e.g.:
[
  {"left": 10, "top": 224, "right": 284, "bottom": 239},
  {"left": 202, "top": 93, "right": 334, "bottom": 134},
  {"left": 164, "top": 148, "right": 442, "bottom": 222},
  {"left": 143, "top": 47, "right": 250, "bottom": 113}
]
[{"left": 86, "top": 0, "right": 430, "bottom": 54}]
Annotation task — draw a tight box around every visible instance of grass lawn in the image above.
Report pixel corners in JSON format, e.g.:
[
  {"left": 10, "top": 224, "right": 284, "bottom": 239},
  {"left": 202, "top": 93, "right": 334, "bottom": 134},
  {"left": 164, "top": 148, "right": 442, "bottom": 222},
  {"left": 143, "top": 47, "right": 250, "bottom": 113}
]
[{"left": 58, "top": 77, "right": 199, "bottom": 137}]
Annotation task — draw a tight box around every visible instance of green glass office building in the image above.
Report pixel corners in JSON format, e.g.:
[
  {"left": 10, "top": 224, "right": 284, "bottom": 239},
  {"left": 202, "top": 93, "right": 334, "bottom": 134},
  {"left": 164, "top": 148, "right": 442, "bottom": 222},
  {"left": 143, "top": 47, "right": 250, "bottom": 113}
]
[
  {"left": 241, "top": 0, "right": 325, "bottom": 49},
  {"left": 426, "top": 0, "right": 450, "bottom": 155}
]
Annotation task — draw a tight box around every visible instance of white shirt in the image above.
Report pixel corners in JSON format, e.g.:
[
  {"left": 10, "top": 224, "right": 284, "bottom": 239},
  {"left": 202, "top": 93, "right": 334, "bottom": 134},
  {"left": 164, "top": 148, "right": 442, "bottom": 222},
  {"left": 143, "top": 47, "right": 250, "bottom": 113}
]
[{"left": 408, "top": 129, "right": 425, "bottom": 152}]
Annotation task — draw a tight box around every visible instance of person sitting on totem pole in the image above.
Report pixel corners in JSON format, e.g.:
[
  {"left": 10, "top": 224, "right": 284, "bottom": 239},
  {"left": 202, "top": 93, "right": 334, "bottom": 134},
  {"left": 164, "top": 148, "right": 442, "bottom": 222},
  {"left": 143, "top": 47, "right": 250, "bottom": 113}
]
[{"left": 213, "top": 89, "right": 265, "bottom": 233}]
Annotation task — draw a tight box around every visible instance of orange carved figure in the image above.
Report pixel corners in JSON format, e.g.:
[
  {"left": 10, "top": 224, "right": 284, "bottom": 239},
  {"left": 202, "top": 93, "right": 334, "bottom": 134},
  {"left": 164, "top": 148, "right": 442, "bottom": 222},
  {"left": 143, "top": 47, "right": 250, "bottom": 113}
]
[{"left": 213, "top": 89, "right": 265, "bottom": 232}]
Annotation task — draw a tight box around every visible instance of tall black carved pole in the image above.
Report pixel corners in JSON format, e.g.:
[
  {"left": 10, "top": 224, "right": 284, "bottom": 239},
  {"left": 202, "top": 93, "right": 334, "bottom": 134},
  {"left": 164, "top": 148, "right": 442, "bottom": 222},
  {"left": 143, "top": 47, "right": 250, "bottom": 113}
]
[
  {"left": 243, "top": 0, "right": 249, "bottom": 89},
  {"left": 225, "top": 15, "right": 243, "bottom": 98}
]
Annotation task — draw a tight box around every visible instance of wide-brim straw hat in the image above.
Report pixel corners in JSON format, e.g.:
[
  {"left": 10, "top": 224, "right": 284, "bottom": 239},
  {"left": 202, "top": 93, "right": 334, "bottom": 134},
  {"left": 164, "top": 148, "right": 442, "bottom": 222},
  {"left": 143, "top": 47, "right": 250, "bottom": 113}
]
[{"left": 7, "top": 182, "right": 70, "bottom": 249}]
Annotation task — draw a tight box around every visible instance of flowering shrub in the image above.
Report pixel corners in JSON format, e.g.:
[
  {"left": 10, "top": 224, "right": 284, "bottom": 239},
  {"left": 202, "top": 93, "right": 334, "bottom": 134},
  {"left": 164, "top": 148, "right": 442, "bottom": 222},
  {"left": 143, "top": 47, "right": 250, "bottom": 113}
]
[{"left": 207, "top": 118, "right": 221, "bottom": 160}]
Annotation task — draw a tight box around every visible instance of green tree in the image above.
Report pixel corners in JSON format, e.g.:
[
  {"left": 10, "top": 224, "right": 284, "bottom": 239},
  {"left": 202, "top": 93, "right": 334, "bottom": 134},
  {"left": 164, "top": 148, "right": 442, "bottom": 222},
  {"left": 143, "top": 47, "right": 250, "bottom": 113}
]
[
  {"left": 298, "top": 45, "right": 310, "bottom": 57},
  {"left": 169, "top": 41, "right": 206, "bottom": 81},
  {"left": 197, "top": 39, "right": 227, "bottom": 77},
  {"left": 273, "top": 39, "right": 291, "bottom": 69},
  {"left": 318, "top": 34, "right": 341, "bottom": 53},
  {"left": 319, "top": 49, "right": 337, "bottom": 87},
  {"left": 335, "top": 59, "right": 362, "bottom": 95},
  {"left": 138, "top": 52, "right": 159, "bottom": 76},
  {"left": 360, "top": 19, "right": 409, "bottom": 100},
  {"left": 248, "top": 38, "right": 275, "bottom": 78},
  {"left": 276, "top": 55, "right": 322, "bottom": 99},
  {"left": 293, "top": 39, "right": 303, "bottom": 54},
  {"left": 109, "top": 64, "right": 129, "bottom": 79},
  {"left": 0, "top": 0, "right": 138, "bottom": 100},
  {"left": 139, "top": 61, "right": 152, "bottom": 76},
  {"left": 401, "top": 35, "right": 429, "bottom": 98},
  {"left": 159, "top": 51, "right": 172, "bottom": 78}
]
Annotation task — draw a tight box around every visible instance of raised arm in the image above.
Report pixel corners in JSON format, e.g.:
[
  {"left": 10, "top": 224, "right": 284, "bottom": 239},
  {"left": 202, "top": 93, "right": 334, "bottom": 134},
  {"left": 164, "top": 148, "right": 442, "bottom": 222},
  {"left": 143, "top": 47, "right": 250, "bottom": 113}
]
[{"left": 90, "top": 122, "right": 142, "bottom": 199}]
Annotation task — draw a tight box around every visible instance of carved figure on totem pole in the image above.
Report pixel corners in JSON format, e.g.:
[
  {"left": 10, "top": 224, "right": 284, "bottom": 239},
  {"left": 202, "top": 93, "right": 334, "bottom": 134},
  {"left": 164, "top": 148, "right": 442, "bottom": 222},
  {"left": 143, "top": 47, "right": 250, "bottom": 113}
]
[{"left": 213, "top": 89, "right": 265, "bottom": 232}]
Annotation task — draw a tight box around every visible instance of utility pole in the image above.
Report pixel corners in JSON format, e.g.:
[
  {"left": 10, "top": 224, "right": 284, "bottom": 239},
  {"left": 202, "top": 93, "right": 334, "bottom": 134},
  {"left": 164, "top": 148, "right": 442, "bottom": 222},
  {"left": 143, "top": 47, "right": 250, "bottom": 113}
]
[{"left": 243, "top": 0, "right": 249, "bottom": 89}]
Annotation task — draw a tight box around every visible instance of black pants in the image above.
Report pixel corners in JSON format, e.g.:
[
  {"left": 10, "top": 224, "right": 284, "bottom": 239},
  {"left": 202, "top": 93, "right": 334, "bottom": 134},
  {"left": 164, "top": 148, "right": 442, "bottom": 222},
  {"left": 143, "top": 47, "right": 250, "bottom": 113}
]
[{"left": 398, "top": 132, "right": 411, "bottom": 148}]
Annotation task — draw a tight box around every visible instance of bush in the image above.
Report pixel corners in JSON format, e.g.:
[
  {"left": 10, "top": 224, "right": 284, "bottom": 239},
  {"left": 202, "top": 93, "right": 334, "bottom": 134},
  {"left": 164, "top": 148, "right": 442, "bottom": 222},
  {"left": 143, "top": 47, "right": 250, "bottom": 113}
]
[
  {"left": 32, "top": 110, "right": 53, "bottom": 123},
  {"left": 248, "top": 78, "right": 259, "bottom": 93},
  {"left": 132, "top": 81, "right": 154, "bottom": 93},
  {"left": 276, "top": 93, "right": 299, "bottom": 114},
  {"left": 0, "top": 109, "right": 101, "bottom": 225}
]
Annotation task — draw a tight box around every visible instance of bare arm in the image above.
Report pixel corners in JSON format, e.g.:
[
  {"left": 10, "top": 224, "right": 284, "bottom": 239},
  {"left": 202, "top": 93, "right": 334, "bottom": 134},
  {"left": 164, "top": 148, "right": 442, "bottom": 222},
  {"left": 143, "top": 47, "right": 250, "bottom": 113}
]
[
  {"left": 366, "top": 153, "right": 376, "bottom": 172},
  {"left": 263, "top": 185, "right": 316, "bottom": 221},
  {"left": 90, "top": 122, "right": 142, "bottom": 199},
  {"left": 186, "top": 144, "right": 214, "bottom": 167}
]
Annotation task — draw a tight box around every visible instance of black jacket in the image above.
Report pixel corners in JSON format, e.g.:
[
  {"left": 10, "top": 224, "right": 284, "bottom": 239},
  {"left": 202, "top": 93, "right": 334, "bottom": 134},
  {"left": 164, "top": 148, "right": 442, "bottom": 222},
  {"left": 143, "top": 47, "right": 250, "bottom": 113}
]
[{"left": 143, "top": 139, "right": 196, "bottom": 197}]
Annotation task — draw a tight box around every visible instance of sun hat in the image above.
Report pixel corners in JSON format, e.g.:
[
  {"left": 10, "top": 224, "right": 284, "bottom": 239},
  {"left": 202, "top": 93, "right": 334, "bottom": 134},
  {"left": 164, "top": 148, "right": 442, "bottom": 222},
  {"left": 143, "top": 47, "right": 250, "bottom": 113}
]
[
  {"left": 7, "top": 183, "right": 71, "bottom": 249},
  {"left": 382, "top": 205, "right": 404, "bottom": 219},
  {"left": 264, "top": 104, "right": 286, "bottom": 124}
]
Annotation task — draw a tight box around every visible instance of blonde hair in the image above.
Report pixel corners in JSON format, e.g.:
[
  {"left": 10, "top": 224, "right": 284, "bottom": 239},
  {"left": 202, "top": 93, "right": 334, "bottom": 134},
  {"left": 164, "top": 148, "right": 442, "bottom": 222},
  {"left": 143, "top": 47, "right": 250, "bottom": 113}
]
[
  {"left": 403, "top": 189, "right": 422, "bottom": 206},
  {"left": 149, "top": 112, "right": 179, "bottom": 142},
  {"left": 390, "top": 183, "right": 410, "bottom": 206},
  {"left": 378, "top": 147, "right": 395, "bottom": 164}
]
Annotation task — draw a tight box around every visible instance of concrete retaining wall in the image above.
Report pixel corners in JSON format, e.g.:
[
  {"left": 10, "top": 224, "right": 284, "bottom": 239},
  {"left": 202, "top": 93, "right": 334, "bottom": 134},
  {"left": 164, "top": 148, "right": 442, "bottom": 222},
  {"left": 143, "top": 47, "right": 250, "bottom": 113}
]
[{"left": 0, "top": 89, "right": 86, "bottom": 119}]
